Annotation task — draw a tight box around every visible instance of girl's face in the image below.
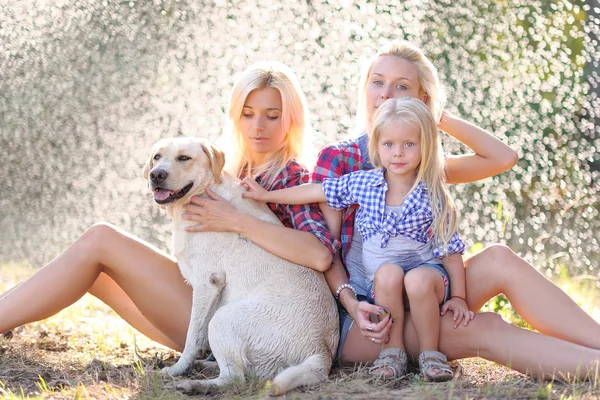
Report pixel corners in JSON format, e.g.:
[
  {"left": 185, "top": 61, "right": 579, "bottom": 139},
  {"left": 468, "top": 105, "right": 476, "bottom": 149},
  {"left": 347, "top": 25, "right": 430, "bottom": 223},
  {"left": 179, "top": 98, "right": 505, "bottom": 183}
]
[
  {"left": 365, "top": 56, "right": 425, "bottom": 125},
  {"left": 239, "top": 88, "right": 286, "bottom": 164},
  {"left": 377, "top": 122, "right": 422, "bottom": 181}
]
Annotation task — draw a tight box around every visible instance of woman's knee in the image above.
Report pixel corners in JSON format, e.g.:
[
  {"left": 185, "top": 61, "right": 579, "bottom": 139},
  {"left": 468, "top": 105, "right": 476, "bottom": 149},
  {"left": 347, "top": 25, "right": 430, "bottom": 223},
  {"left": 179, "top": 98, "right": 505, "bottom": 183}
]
[
  {"left": 78, "top": 222, "right": 120, "bottom": 257},
  {"left": 467, "top": 244, "right": 531, "bottom": 282},
  {"left": 373, "top": 264, "right": 405, "bottom": 291},
  {"left": 482, "top": 243, "right": 517, "bottom": 262}
]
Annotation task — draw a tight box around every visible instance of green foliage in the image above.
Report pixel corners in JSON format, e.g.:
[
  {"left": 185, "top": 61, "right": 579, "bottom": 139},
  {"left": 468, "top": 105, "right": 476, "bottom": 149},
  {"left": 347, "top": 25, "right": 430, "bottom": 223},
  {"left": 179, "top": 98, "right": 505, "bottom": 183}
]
[
  {"left": 35, "top": 375, "right": 50, "bottom": 394},
  {"left": 482, "top": 294, "right": 532, "bottom": 330},
  {"left": 0, "top": 0, "right": 598, "bottom": 280},
  {"left": 535, "top": 383, "right": 553, "bottom": 399}
]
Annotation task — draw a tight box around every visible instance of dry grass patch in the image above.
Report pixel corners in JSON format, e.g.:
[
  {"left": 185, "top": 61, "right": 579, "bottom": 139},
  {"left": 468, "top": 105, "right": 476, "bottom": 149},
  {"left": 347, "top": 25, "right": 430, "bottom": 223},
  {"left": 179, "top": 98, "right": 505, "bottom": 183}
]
[{"left": 1, "top": 262, "right": 600, "bottom": 399}]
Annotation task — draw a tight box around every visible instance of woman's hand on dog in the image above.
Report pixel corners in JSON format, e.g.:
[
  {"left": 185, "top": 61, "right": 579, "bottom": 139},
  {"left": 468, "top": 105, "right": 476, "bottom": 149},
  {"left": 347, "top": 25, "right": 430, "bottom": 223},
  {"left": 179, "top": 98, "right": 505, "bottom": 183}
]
[{"left": 183, "top": 188, "right": 244, "bottom": 233}]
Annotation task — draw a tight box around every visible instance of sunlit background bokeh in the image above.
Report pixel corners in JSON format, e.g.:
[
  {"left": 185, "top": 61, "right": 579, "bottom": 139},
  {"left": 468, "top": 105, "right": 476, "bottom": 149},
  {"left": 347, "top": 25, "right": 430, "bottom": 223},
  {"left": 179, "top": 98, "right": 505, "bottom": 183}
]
[{"left": 1, "top": 0, "right": 598, "bottom": 280}]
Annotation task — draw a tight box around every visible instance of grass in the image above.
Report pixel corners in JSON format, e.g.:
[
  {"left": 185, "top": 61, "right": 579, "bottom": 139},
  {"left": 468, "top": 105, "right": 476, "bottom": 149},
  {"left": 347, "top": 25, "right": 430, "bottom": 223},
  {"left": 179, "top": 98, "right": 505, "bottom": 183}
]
[{"left": 1, "top": 262, "right": 600, "bottom": 399}]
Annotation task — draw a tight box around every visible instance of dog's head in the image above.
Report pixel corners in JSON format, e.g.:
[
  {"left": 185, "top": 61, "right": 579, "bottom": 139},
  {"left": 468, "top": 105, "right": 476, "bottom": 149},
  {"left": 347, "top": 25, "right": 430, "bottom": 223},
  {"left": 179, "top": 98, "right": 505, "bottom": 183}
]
[{"left": 143, "top": 137, "right": 226, "bottom": 206}]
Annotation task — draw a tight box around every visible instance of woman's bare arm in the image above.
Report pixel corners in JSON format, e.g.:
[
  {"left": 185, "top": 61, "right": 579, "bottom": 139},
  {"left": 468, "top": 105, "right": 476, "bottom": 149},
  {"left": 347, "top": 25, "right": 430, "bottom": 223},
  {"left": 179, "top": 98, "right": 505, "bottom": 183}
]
[
  {"left": 441, "top": 112, "right": 518, "bottom": 184},
  {"left": 183, "top": 189, "right": 332, "bottom": 272}
]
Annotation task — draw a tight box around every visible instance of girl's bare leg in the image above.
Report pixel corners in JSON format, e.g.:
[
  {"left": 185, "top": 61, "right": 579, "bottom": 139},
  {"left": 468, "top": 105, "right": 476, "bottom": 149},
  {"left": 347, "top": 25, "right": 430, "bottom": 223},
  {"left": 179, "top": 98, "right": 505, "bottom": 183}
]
[
  {"left": 464, "top": 244, "right": 600, "bottom": 349},
  {"left": 372, "top": 264, "right": 406, "bottom": 350},
  {"left": 0, "top": 223, "right": 192, "bottom": 350},
  {"left": 404, "top": 267, "right": 445, "bottom": 352}
]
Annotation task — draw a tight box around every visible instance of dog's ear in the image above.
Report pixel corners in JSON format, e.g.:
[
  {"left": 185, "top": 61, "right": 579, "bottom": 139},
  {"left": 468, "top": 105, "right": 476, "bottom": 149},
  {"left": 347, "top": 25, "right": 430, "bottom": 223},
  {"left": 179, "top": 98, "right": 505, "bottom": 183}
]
[
  {"left": 200, "top": 141, "right": 226, "bottom": 184},
  {"left": 143, "top": 151, "right": 154, "bottom": 180}
]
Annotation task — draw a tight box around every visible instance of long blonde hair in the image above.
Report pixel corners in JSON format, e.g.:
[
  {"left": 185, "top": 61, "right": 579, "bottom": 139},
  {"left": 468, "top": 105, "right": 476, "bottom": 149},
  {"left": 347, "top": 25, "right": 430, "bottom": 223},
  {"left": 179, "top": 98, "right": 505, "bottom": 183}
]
[
  {"left": 226, "top": 61, "right": 309, "bottom": 189},
  {"left": 368, "top": 97, "right": 457, "bottom": 251},
  {"left": 356, "top": 41, "right": 446, "bottom": 133}
]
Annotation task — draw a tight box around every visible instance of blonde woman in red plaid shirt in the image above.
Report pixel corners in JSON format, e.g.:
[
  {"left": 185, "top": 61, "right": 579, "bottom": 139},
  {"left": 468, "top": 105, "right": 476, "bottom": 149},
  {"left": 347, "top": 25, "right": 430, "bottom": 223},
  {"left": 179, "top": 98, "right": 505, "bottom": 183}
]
[
  {"left": 313, "top": 41, "right": 600, "bottom": 381},
  {"left": 0, "top": 62, "right": 339, "bottom": 354}
]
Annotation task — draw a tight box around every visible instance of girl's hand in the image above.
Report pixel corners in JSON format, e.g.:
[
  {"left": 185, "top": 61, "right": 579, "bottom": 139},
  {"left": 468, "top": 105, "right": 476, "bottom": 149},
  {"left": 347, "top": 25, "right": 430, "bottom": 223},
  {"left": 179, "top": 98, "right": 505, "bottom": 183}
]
[
  {"left": 349, "top": 301, "right": 393, "bottom": 345},
  {"left": 240, "top": 177, "right": 270, "bottom": 202},
  {"left": 183, "top": 188, "right": 243, "bottom": 233},
  {"left": 441, "top": 297, "right": 475, "bottom": 328}
]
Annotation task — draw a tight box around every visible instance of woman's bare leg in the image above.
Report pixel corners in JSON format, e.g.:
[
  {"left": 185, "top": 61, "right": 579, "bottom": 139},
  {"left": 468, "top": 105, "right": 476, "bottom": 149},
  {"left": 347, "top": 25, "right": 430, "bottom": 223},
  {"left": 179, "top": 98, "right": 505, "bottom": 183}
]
[
  {"left": 0, "top": 223, "right": 192, "bottom": 350},
  {"left": 339, "top": 321, "right": 382, "bottom": 365},
  {"left": 342, "top": 311, "right": 600, "bottom": 380},
  {"left": 463, "top": 244, "right": 600, "bottom": 349},
  {"left": 88, "top": 273, "right": 182, "bottom": 349},
  {"left": 436, "top": 312, "right": 600, "bottom": 380}
]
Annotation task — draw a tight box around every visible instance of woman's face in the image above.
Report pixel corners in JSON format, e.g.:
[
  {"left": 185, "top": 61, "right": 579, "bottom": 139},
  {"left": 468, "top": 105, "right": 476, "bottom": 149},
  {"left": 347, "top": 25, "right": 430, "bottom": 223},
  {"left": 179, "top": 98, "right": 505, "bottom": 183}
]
[
  {"left": 239, "top": 88, "right": 286, "bottom": 163},
  {"left": 365, "top": 56, "right": 424, "bottom": 125}
]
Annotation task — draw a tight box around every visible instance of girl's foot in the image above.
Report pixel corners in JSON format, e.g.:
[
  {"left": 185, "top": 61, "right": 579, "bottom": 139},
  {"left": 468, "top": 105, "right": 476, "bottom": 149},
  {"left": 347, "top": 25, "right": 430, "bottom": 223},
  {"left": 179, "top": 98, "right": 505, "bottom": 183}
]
[
  {"left": 369, "top": 348, "right": 407, "bottom": 379},
  {"left": 419, "top": 350, "right": 453, "bottom": 382}
]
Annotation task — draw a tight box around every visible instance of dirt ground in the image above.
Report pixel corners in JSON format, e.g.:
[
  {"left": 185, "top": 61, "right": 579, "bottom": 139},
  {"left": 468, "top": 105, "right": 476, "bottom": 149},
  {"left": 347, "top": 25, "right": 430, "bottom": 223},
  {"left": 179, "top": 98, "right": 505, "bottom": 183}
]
[{"left": 1, "top": 265, "right": 599, "bottom": 399}]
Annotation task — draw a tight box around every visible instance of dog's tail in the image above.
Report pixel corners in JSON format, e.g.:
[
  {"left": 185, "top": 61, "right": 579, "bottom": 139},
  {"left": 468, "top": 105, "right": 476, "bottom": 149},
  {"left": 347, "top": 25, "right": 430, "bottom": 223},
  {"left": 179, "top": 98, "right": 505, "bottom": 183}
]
[
  {"left": 205, "top": 271, "right": 227, "bottom": 313},
  {"left": 270, "top": 352, "right": 331, "bottom": 396},
  {"left": 191, "top": 271, "right": 227, "bottom": 351}
]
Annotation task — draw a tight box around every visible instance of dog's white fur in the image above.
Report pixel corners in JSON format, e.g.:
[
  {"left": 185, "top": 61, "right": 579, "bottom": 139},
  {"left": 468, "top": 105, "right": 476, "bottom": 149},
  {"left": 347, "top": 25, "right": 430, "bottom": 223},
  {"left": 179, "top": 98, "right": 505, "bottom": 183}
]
[{"left": 143, "top": 137, "right": 339, "bottom": 395}]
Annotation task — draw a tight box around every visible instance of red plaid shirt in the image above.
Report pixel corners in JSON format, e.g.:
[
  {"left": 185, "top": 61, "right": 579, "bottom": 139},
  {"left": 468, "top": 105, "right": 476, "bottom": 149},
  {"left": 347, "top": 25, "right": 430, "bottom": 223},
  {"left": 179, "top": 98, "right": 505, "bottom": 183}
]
[
  {"left": 311, "top": 133, "right": 372, "bottom": 259},
  {"left": 248, "top": 160, "right": 341, "bottom": 257}
]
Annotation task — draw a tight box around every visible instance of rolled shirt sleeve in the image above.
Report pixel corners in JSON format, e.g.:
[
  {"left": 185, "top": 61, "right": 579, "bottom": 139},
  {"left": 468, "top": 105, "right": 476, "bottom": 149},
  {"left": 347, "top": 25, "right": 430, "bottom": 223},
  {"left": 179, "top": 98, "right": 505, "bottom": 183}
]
[
  {"left": 432, "top": 231, "right": 466, "bottom": 258},
  {"left": 321, "top": 175, "right": 358, "bottom": 211}
]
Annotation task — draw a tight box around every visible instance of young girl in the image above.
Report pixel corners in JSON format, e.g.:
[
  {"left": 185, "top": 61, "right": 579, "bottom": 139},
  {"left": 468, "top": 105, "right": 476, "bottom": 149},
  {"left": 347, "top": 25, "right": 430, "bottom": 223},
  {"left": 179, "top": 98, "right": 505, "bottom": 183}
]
[{"left": 242, "top": 97, "right": 474, "bottom": 381}]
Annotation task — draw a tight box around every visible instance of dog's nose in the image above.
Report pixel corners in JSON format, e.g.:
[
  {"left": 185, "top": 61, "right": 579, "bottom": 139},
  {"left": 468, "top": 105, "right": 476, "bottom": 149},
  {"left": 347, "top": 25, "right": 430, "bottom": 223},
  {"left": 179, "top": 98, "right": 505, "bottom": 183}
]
[{"left": 150, "top": 169, "right": 168, "bottom": 184}]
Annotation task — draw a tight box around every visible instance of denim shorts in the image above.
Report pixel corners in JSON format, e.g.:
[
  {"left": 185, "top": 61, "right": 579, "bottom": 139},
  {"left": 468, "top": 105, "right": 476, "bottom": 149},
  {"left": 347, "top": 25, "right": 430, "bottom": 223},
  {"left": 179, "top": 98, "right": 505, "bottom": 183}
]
[{"left": 335, "top": 263, "right": 450, "bottom": 364}]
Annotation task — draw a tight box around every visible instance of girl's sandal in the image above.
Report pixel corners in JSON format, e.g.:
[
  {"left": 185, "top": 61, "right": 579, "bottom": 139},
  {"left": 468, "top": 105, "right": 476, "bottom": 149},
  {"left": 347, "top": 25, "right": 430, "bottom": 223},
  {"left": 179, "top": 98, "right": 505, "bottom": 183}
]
[
  {"left": 368, "top": 348, "right": 408, "bottom": 379},
  {"left": 418, "top": 350, "right": 454, "bottom": 382}
]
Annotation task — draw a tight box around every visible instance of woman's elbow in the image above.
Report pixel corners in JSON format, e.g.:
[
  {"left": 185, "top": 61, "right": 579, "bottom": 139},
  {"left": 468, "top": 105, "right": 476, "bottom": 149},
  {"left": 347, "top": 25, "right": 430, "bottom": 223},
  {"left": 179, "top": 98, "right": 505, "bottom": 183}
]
[
  {"left": 505, "top": 148, "right": 519, "bottom": 169},
  {"left": 496, "top": 148, "right": 518, "bottom": 173},
  {"left": 312, "top": 249, "right": 333, "bottom": 272}
]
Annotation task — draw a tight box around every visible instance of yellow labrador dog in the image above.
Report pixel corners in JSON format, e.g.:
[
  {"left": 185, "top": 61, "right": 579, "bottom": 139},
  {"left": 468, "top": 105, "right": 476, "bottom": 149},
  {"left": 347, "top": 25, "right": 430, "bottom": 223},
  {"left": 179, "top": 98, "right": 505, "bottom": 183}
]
[{"left": 143, "top": 137, "right": 339, "bottom": 395}]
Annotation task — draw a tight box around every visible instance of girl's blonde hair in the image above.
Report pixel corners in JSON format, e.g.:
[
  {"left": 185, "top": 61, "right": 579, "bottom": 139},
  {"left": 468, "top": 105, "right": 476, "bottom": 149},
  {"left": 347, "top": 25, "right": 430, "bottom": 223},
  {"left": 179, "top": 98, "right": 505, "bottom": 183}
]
[
  {"left": 226, "top": 61, "right": 308, "bottom": 189},
  {"left": 356, "top": 41, "right": 446, "bottom": 133},
  {"left": 368, "top": 97, "right": 457, "bottom": 251}
]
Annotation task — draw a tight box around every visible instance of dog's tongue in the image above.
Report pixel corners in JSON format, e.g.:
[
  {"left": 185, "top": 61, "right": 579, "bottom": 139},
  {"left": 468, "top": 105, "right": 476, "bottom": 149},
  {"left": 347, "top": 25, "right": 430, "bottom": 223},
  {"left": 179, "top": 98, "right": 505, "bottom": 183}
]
[{"left": 154, "top": 189, "right": 174, "bottom": 201}]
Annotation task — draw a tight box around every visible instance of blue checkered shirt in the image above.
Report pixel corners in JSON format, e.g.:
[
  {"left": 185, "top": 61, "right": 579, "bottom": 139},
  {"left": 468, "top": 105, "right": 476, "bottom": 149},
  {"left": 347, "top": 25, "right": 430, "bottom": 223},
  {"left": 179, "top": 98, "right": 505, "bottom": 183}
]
[{"left": 322, "top": 168, "right": 465, "bottom": 258}]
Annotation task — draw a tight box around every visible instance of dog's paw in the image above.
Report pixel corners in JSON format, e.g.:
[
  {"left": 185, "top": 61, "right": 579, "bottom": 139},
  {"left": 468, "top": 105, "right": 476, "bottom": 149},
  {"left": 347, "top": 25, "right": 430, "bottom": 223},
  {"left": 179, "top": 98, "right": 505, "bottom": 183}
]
[
  {"left": 166, "top": 379, "right": 216, "bottom": 395},
  {"left": 160, "top": 366, "right": 172, "bottom": 375},
  {"left": 160, "top": 366, "right": 182, "bottom": 376},
  {"left": 161, "top": 361, "right": 190, "bottom": 377}
]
